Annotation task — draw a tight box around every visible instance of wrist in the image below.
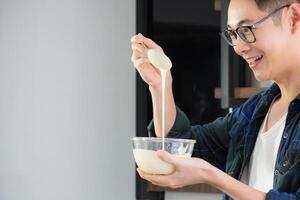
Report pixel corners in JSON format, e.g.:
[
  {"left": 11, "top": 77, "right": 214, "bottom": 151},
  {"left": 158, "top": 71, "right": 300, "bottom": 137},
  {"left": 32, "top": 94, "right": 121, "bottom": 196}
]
[
  {"left": 201, "top": 164, "right": 219, "bottom": 185},
  {"left": 149, "top": 84, "right": 162, "bottom": 95},
  {"left": 193, "top": 161, "right": 215, "bottom": 185},
  {"left": 149, "top": 73, "right": 172, "bottom": 94}
]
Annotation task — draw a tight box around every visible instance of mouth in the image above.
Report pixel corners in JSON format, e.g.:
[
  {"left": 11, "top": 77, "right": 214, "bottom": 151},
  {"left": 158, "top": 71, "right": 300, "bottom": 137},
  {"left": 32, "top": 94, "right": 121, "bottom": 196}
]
[{"left": 245, "top": 55, "right": 264, "bottom": 68}]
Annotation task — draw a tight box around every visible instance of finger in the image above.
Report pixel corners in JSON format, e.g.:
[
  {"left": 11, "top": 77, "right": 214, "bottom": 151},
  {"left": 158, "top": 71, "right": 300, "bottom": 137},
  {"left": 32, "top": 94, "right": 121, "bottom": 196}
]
[
  {"left": 137, "top": 168, "right": 170, "bottom": 186},
  {"left": 133, "top": 57, "right": 150, "bottom": 69},
  {"left": 137, "top": 33, "right": 160, "bottom": 49},
  {"left": 131, "top": 50, "right": 145, "bottom": 61},
  {"left": 137, "top": 168, "right": 161, "bottom": 183},
  {"left": 136, "top": 168, "right": 147, "bottom": 179},
  {"left": 131, "top": 33, "right": 143, "bottom": 43},
  {"left": 156, "top": 150, "right": 177, "bottom": 165},
  {"left": 131, "top": 39, "right": 149, "bottom": 60},
  {"left": 142, "top": 37, "right": 161, "bottom": 49},
  {"left": 131, "top": 43, "right": 146, "bottom": 53},
  {"left": 131, "top": 33, "right": 162, "bottom": 50}
]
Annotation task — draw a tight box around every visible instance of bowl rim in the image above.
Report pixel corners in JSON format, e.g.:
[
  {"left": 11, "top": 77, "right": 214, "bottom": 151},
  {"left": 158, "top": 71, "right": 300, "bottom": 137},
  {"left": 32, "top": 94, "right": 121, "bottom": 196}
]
[{"left": 131, "top": 137, "right": 196, "bottom": 144}]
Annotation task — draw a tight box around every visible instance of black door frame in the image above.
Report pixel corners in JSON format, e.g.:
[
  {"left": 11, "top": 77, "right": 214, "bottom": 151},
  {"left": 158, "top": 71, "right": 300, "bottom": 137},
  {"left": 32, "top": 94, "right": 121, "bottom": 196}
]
[{"left": 135, "top": 0, "right": 164, "bottom": 199}]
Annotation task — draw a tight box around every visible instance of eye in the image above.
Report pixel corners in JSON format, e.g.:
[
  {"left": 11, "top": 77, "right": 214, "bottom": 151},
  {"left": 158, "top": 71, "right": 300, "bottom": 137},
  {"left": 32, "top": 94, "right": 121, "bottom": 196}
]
[
  {"left": 227, "top": 30, "right": 237, "bottom": 38},
  {"left": 239, "top": 27, "right": 252, "bottom": 34},
  {"left": 237, "top": 27, "right": 255, "bottom": 42}
]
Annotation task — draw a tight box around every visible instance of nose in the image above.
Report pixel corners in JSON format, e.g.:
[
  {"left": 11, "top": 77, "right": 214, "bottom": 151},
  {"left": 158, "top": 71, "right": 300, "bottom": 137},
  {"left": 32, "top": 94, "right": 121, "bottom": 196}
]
[{"left": 233, "top": 36, "right": 251, "bottom": 56}]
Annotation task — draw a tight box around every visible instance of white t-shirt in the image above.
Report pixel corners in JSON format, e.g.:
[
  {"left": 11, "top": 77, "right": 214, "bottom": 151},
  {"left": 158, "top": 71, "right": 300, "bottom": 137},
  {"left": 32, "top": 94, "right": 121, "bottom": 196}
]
[{"left": 241, "top": 109, "right": 287, "bottom": 192}]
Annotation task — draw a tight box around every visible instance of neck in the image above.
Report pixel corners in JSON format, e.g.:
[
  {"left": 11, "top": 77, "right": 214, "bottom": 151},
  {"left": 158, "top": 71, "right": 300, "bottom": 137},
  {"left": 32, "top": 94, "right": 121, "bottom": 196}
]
[
  {"left": 275, "top": 77, "right": 300, "bottom": 103},
  {"left": 272, "top": 50, "right": 300, "bottom": 102}
]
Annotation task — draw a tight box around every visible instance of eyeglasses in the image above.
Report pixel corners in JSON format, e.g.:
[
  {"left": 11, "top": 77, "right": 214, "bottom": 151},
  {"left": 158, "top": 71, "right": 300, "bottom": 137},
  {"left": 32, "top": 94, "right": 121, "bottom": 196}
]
[{"left": 221, "top": 4, "right": 290, "bottom": 47}]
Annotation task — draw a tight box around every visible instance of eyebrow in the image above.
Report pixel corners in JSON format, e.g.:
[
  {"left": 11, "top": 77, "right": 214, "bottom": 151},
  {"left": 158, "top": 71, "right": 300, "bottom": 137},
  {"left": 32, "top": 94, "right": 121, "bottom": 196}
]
[{"left": 227, "top": 19, "right": 253, "bottom": 29}]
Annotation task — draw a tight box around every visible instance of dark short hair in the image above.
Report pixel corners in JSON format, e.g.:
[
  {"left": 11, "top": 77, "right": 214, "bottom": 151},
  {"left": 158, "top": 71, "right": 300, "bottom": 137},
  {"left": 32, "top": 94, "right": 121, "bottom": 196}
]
[
  {"left": 255, "top": 0, "right": 300, "bottom": 12},
  {"left": 254, "top": 0, "right": 300, "bottom": 25}
]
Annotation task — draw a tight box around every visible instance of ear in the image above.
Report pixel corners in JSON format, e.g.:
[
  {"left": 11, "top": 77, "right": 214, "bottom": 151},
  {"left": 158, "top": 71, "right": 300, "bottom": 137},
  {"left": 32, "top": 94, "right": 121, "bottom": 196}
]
[{"left": 287, "top": 3, "right": 300, "bottom": 33}]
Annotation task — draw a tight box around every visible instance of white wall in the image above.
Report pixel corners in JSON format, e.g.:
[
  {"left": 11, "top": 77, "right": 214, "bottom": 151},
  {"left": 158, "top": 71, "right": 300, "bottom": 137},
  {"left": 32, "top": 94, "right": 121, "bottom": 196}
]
[{"left": 0, "top": 0, "right": 135, "bottom": 200}]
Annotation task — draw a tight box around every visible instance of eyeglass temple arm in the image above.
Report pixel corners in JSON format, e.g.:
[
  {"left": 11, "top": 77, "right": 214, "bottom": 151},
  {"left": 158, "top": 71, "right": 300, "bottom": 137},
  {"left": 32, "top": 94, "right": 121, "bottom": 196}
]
[{"left": 252, "top": 4, "right": 290, "bottom": 28}]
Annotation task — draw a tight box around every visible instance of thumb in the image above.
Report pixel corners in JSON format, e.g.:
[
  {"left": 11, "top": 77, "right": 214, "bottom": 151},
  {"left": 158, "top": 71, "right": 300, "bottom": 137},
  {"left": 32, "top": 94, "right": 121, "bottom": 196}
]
[
  {"left": 156, "top": 150, "right": 177, "bottom": 165},
  {"left": 138, "top": 33, "right": 162, "bottom": 50}
]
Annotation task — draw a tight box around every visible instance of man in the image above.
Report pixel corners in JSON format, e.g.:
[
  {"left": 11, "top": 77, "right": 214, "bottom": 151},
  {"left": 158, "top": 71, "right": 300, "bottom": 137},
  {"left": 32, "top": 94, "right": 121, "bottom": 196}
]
[{"left": 131, "top": 0, "right": 300, "bottom": 199}]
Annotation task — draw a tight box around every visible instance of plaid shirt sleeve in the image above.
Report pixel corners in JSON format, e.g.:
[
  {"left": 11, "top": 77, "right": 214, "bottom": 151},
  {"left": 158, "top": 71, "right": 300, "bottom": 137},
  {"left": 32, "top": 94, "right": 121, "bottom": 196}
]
[
  {"left": 148, "top": 106, "right": 230, "bottom": 170},
  {"left": 266, "top": 189, "right": 300, "bottom": 200}
]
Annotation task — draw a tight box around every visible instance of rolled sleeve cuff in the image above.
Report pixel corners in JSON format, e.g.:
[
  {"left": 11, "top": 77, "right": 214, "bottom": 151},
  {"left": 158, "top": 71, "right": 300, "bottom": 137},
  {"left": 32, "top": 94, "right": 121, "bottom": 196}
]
[
  {"left": 147, "top": 106, "right": 190, "bottom": 137},
  {"left": 266, "top": 190, "right": 297, "bottom": 200}
]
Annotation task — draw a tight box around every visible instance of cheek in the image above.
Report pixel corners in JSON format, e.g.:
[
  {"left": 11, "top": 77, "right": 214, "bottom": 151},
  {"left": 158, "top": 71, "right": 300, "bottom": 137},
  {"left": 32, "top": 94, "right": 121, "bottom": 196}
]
[
  {"left": 262, "top": 31, "right": 286, "bottom": 56},
  {"left": 256, "top": 38, "right": 281, "bottom": 66},
  {"left": 265, "top": 44, "right": 285, "bottom": 69}
]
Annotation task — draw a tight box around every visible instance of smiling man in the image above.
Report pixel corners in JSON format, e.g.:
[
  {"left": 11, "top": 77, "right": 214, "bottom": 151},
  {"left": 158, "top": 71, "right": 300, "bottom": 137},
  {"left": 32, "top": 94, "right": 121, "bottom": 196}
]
[{"left": 131, "top": 0, "right": 300, "bottom": 199}]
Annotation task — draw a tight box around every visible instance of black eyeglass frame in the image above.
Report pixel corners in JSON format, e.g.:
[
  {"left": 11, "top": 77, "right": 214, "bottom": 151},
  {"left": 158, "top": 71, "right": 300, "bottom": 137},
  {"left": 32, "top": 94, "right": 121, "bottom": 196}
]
[{"left": 221, "top": 4, "right": 290, "bottom": 47}]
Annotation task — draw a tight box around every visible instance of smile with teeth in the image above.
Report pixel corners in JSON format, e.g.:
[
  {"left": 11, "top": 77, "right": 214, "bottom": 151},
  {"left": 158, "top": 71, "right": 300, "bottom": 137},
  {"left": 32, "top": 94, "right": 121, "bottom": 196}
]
[{"left": 247, "top": 55, "right": 263, "bottom": 65}]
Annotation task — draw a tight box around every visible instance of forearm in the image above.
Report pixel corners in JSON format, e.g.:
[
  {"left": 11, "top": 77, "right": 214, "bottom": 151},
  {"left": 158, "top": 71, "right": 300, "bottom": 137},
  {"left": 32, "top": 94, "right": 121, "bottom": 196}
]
[
  {"left": 149, "top": 72, "right": 176, "bottom": 137},
  {"left": 206, "top": 167, "right": 266, "bottom": 200}
]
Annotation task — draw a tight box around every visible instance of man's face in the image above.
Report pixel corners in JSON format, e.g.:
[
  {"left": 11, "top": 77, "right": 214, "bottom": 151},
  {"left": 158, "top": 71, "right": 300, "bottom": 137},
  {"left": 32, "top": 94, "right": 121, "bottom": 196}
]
[{"left": 228, "top": 0, "right": 289, "bottom": 82}]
